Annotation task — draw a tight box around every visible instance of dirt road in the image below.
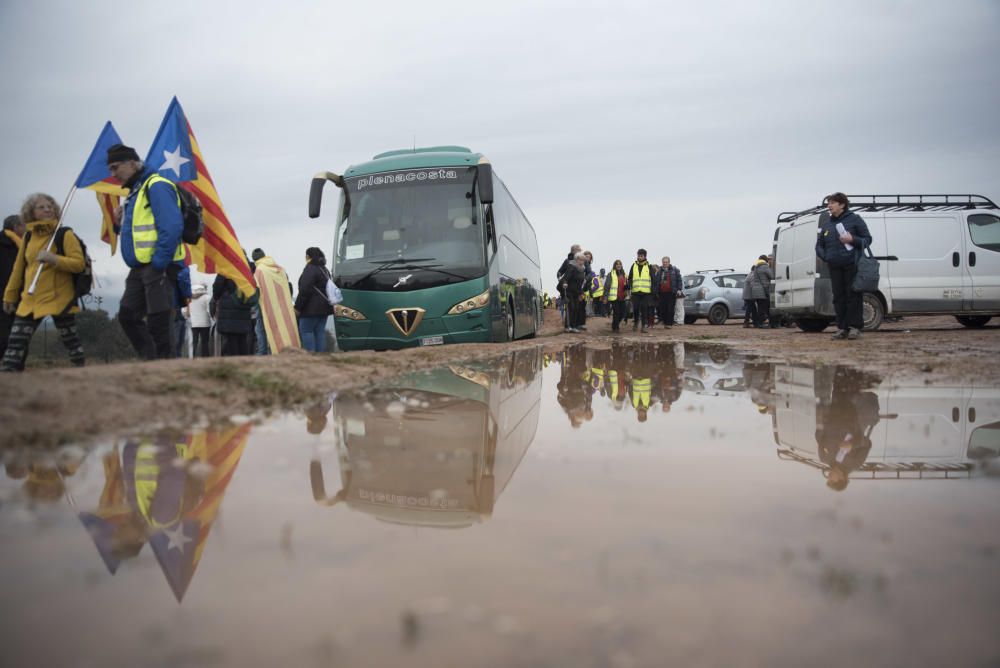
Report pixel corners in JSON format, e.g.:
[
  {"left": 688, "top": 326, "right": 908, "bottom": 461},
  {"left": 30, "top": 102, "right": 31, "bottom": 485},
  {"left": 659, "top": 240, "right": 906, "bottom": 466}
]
[{"left": 1, "top": 309, "right": 997, "bottom": 449}]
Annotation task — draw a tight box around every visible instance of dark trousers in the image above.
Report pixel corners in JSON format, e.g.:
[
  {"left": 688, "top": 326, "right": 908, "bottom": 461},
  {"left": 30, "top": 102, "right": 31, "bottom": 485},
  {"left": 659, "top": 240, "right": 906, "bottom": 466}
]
[
  {"left": 567, "top": 295, "right": 585, "bottom": 329},
  {"left": 220, "top": 332, "right": 250, "bottom": 356},
  {"left": 610, "top": 299, "right": 627, "bottom": 330},
  {"left": 119, "top": 265, "right": 177, "bottom": 360},
  {"left": 631, "top": 293, "right": 650, "bottom": 327},
  {"left": 174, "top": 315, "right": 187, "bottom": 358},
  {"left": 830, "top": 263, "right": 863, "bottom": 331},
  {"left": 0, "top": 310, "right": 13, "bottom": 360},
  {"left": 192, "top": 327, "right": 211, "bottom": 357},
  {"left": 753, "top": 298, "right": 770, "bottom": 327},
  {"left": 2, "top": 314, "right": 84, "bottom": 371},
  {"left": 657, "top": 292, "right": 676, "bottom": 327}
]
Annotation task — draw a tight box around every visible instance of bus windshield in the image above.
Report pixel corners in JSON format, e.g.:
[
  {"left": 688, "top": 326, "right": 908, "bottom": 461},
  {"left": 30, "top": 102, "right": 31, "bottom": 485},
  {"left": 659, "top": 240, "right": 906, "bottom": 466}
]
[{"left": 334, "top": 167, "right": 486, "bottom": 288}]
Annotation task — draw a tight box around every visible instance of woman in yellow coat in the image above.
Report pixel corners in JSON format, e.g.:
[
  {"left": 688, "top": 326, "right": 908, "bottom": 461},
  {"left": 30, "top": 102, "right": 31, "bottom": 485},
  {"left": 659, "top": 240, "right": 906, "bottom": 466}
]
[{"left": 2, "top": 193, "right": 86, "bottom": 371}]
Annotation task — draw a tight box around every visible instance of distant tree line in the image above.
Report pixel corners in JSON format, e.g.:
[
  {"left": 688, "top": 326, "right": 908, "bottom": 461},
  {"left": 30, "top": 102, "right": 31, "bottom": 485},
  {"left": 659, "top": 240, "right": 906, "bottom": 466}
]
[{"left": 28, "top": 308, "right": 137, "bottom": 367}]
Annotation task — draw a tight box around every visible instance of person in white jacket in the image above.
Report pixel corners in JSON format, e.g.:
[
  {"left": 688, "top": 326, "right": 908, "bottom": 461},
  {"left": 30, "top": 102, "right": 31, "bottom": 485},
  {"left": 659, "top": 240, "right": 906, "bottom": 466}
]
[{"left": 187, "top": 283, "right": 213, "bottom": 357}]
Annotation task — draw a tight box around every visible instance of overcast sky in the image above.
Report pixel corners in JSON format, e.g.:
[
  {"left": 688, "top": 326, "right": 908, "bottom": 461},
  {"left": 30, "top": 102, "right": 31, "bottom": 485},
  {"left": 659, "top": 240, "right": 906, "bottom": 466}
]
[{"left": 2, "top": 0, "right": 998, "bottom": 302}]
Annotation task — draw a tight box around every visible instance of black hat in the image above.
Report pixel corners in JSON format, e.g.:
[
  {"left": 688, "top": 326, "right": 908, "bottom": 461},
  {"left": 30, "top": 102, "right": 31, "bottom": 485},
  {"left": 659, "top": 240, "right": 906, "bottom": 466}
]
[
  {"left": 251, "top": 248, "right": 265, "bottom": 261},
  {"left": 106, "top": 143, "right": 140, "bottom": 164}
]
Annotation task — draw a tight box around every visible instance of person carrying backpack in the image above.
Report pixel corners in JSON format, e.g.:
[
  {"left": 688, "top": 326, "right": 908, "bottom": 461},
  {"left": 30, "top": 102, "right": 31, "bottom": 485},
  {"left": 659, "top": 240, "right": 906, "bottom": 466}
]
[
  {"left": 2, "top": 193, "right": 86, "bottom": 371},
  {"left": 107, "top": 143, "right": 185, "bottom": 360},
  {"left": 294, "top": 247, "right": 334, "bottom": 352}
]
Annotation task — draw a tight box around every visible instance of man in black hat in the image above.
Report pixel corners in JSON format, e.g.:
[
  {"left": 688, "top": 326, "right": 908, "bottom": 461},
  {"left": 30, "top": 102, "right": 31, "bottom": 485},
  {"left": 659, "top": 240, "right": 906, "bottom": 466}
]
[{"left": 107, "top": 143, "right": 185, "bottom": 360}]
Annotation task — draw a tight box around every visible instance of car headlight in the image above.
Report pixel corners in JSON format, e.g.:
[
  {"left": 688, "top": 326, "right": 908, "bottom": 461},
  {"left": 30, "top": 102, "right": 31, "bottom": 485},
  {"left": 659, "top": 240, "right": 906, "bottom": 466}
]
[
  {"left": 334, "top": 305, "right": 367, "bottom": 320},
  {"left": 447, "top": 289, "right": 490, "bottom": 315}
]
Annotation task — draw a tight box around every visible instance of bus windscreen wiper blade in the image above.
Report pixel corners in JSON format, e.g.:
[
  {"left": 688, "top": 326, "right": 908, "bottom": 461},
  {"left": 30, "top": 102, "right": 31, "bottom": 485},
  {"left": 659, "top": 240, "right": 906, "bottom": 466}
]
[
  {"left": 354, "top": 257, "right": 434, "bottom": 284},
  {"left": 392, "top": 264, "right": 470, "bottom": 281}
]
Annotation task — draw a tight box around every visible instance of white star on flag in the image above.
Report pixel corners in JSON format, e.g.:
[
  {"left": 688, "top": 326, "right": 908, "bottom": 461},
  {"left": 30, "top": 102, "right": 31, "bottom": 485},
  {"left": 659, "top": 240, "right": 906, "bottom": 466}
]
[
  {"left": 159, "top": 145, "right": 191, "bottom": 178},
  {"left": 163, "top": 524, "right": 192, "bottom": 553}
]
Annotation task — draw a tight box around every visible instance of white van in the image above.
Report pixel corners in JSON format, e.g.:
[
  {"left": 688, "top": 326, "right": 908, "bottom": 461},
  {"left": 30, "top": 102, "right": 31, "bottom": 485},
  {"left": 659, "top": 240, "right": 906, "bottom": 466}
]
[{"left": 771, "top": 194, "right": 1000, "bottom": 331}]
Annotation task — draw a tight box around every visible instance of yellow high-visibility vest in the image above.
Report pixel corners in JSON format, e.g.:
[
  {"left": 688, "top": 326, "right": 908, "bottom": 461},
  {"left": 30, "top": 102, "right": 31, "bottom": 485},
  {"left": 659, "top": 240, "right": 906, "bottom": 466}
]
[
  {"left": 608, "top": 370, "right": 620, "bottom": 401},
  {"left": 591, "top": 367, "right": 605, "bottom": 392},
  {"left": 631, "top": 377, "right": 651, "bottom": 410},
  {"left": 607, "top": 274, "right": 621, "bottom": 301},
  {"left": 590, "top": 276, "right": 604, "bottom": 298},
  {"left": 132, "top": 175, "right": 186, "bottom": 264},
  {"left": 629, "top": 262, "right": 651, "bottom": 293}
]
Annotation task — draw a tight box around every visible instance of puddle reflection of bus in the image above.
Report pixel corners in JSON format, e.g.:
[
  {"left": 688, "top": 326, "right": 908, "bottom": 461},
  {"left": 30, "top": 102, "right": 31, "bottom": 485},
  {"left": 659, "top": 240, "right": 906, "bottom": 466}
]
[
  {"left": 771, "top": 364, "right": 1000, "bottom": 483},
  {"left": 310, "top": 348, "right": 542, "bottom": 527}
]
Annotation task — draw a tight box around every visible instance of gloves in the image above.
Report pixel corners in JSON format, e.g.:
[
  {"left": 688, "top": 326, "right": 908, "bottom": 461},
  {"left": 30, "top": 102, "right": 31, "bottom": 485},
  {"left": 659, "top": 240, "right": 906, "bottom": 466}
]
[
  {"left": 35, "top": 250, "right": 59, "bottom": 266},
  {"left": 3, "top": 302, "right": 15, "bottom": 315}
]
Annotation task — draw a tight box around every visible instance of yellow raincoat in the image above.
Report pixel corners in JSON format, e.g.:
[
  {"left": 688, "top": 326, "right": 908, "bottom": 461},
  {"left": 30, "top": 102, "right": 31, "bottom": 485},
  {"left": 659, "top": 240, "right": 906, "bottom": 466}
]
[{"left": 3, "top": 220, "right": 84, "bottom": 319}]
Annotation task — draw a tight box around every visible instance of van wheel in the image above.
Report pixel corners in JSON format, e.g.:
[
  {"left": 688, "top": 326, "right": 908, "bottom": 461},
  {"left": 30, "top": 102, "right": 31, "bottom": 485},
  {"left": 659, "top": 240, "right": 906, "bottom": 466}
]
[
  {"left": 796, "top": 318, "right": 831, "bottom": 333},
  {"left": 707, "top": 304, "right": 728, "bottom": 325},
  {"left": 862, "top": 293, "right": 884, "bottom": 331},
  {"left": 684, "top": 315, "right": 698, "bottom": 324},
  {"left": 955, "top": 315, "right": 992, "bottom": 328},
  {"left": 505, "top": 298, "right": 516, "bottom": 341}
]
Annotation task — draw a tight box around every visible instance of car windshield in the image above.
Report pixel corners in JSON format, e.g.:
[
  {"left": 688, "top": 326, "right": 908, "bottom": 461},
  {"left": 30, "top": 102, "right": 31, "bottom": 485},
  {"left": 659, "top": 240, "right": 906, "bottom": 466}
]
[
  {"left": 684, "top": 275, "right": 703, "bottom": 289},
  {"left": 333, "top": 167, "right": 486, "bottom": 286}
]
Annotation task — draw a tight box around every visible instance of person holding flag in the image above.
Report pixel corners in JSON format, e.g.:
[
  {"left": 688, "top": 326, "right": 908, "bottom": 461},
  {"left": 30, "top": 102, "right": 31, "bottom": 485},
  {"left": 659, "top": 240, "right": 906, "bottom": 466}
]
[{"left": 109, "top": 143, "right": 185, "bottom": 360}]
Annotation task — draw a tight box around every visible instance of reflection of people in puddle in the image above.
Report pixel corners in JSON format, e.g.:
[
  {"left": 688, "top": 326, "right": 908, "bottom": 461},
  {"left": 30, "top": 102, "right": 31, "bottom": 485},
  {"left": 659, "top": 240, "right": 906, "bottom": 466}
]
[
  {"left": 816, "top": 389, "right": 880, "bottom": 491},
  {"left": 305, "top": 396, "right": 333, "bottom": 434},
  {"left": 630, "top": 374, "right": 652, "bottom": 422},
  {"left": 5, "top": 452, "right": 82, "bottom": 503}
]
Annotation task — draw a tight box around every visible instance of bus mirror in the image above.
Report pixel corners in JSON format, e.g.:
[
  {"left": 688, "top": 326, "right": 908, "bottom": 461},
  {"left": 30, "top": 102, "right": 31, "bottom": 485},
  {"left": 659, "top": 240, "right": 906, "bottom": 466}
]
[
  {"left": 309, "top": 171, "right": 344, "bottom": 219},
  {"left": 477, "top": 164, "right": 494, "bottom": 204}
]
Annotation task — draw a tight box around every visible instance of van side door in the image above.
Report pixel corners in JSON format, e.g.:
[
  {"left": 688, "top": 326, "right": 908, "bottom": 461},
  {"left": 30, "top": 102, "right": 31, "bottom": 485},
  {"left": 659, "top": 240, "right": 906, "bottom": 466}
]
[
  {"left": 883, "top": 213, "right": 967, "bottom": 313},
  {"left": 965, "top": 212, "right": 1000, "bottom": 311}
]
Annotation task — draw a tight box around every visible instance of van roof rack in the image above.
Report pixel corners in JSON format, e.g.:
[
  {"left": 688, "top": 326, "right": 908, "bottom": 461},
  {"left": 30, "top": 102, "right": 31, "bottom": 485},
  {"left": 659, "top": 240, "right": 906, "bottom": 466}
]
[
  {"left": 695, "top": 268, "right": 735, "bottom": 274},
  {"left": 777, "top": 193, "right": 998, "bottom": 224}
]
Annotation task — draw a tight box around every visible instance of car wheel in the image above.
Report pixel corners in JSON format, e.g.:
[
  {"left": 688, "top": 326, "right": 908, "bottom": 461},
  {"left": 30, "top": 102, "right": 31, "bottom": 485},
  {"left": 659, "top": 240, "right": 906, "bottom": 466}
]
[
  {"left": 684, "top": 315, "right": 698, "bottom": 325},
  {"left": 707, "top": 303, "right": 728, "bottom": 325},
  {"left": 862, "top": 293, "right": 884, "bottom": 331},
  {"left": 955, "top": 315, "right": 992, "bottom": 328},
  {"left": 796, "top": 318, "right": 831, "bottom": 333}
]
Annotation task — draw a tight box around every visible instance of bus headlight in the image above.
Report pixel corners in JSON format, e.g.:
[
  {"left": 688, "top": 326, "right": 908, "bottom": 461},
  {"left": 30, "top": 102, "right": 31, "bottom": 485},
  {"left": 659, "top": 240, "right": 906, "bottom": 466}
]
[
  {"left": 334, "top": 305, "right": 368, "bottom": 321},
  {"left": 447, "top": 289, "right": 490, "bottom": 315}
]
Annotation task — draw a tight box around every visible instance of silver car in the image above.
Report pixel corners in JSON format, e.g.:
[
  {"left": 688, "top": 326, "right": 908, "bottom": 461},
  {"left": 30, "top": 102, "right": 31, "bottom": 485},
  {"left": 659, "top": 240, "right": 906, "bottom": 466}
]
[{"left": 683, "top": 269, "right": 748, "bottom": 325}]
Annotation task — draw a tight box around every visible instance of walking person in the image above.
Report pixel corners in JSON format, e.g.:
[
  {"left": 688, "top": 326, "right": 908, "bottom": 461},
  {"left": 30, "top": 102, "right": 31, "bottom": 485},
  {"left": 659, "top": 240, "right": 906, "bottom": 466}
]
[
  {"left": 580, "top": 250, "right": 594, "bottom": 330},
  {"left": 212, "top": 256, "right": 258, "bottom": 357},
  {"left": 2, "top": 194, "right": 86, "bottom": 371},
  {"left": 627, "top": 249, "right": 652, "bottom": 332},
  {"left": 816, "top": 192, "right": 872, "bottom": 340},
  {"left": 556, "top": 243, "right": 581, "bottom": 330},
  {"left": 742, "top": 269, "right": 755, "bottom": 328},
  {"left": 603, "top": 259, "right": 628, "bottom": 332},
  {"left": 108, "top": 143, "right": 184, "bottom": 360},
  {"left": 0, "top": 214, "right": 25, "bottom": 359},
  {"left": 295, "top": 247, "right": 334, "bottom": 352},
  {"left": 561, "top": 252, "right": 587, "bottom": 333},
  {"left": 188, "top": 283, "right": 212, "bottom": 357},
  {"left": 173, "top": 262, "right": 192, "bottom": 357},
  {"left": 656, "top": 256, "right": 683, "bottom": 329},
  {"left": 747, "top": 255, "right": 773, "bottom": 328}
]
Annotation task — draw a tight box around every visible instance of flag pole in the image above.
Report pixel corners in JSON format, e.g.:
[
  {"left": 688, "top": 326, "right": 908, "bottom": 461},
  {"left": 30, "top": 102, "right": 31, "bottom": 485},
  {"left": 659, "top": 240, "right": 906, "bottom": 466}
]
[{"left": 27, "top": 185, "right": 77, "bottom": 296}]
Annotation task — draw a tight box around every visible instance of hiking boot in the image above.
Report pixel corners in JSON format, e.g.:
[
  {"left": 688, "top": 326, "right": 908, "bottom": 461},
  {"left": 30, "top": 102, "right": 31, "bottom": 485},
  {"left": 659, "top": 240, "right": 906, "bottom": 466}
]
[
  {"left": 580, "top": 325, "right": 587, "bottom": 331},
  {"left": 830, "top": 329, "right": 849, "bottom": 340},
  {"left": 847, "top": 327, "right": 862, "bottom": 340},
  {"left": 564, "top": 327, "right": 573, "bottom": 333}
]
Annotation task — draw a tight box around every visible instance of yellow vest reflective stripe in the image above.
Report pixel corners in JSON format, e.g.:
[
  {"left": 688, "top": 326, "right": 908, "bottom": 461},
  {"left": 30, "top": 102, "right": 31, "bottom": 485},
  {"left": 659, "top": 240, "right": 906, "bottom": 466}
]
[
  {"left": 630, "top": 263, "right": 651, "bottom": 293},
  {"left": 631, "top": 377, "right": 651, "bottom": 409},
  {"left": 608, "top": 370, "right": 619, "bottom": 401},
  {"left": 607, "top": 275, "right": 619, "bottom": 301},
  {"left": 590, "top": 276, "right": 604, "bottom": 298},
  {"left": 132, "top": 174, "right": 186, "bottom": 264}
]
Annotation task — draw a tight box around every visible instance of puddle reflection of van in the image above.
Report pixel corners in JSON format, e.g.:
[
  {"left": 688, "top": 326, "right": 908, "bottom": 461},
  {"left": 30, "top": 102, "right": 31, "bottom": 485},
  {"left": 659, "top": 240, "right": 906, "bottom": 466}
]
[
  {"left": 772, "top": 194, "right": 1000, "bottom": 331},
  {"left": 310, "top": 348, "right": 542, "bottom": 527},
  {"left": 771, "top": 364, "right": 1000, "bottom": 479}
]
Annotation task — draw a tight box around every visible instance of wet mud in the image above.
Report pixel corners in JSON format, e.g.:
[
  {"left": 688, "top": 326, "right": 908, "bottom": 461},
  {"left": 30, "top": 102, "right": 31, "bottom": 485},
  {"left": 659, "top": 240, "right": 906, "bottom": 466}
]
[{"left": 2, "top": 342, "right": 999, "bottom": 667}]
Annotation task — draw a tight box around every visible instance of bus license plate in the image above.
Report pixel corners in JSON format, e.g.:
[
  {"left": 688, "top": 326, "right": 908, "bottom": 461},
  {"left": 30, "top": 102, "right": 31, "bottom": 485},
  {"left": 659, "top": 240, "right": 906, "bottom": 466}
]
[{"left": 420, "top": 336, "right": 444, "bottom": 346}]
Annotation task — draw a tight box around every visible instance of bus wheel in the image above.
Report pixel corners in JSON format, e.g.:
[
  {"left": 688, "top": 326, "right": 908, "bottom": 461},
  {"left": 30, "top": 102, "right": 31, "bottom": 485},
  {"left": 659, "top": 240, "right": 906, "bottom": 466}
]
[
  {"left": 795, "top": 318, "right": 831, "bottom": 333},
  {"left": 505, "top": 299, "right": 516, "bottom": 341},
  {"left": 707, "top": 303, "right": 728, "bottom": 325},
  {"left": 862, "top": 293, "right": 884, "bottom": 331},
  {"left": 955, "top": 315, "right": 992, "bottom": 328}
]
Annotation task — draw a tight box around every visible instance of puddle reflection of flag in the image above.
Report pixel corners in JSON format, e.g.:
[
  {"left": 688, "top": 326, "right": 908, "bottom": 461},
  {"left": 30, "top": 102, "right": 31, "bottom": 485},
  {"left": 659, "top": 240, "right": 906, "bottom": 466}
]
[
  {"left": 145, "top": 97, "right": 256, "bottom": 298},
  {"left": 79, "top": 423, "right": 252, "bottom": 602}
]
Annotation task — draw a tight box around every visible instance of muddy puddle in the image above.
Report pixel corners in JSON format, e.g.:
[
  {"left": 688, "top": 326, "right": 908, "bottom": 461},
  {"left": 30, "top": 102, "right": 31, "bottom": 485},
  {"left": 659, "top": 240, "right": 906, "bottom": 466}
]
[{"left": 2, "top": 343, "right": 999, "bottom": 667}]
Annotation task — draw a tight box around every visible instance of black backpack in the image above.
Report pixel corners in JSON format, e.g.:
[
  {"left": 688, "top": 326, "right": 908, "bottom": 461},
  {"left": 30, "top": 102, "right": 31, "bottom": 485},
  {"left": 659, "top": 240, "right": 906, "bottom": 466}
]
[
  {"left": 24, "top": 226, "right": 93, "bottom": 302},
  {"left": 143, "top": 179, "right": 205, "bottom": 245}
]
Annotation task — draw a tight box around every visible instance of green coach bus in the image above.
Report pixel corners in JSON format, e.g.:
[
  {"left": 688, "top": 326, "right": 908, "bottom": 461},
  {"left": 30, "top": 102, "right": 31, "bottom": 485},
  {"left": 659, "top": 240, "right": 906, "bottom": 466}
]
[{"left": 308, "top": 146, "right": 542, "bottom": 350}]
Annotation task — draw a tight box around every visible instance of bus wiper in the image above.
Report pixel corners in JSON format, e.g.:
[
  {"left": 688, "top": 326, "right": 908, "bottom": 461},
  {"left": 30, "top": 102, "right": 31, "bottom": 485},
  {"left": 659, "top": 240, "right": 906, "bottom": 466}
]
[
  {"left": 353, "top": 257, "right": 434, "bottom": 284},
  {"left": 392, "top": 264, "right": 469, "bottom": 281}
]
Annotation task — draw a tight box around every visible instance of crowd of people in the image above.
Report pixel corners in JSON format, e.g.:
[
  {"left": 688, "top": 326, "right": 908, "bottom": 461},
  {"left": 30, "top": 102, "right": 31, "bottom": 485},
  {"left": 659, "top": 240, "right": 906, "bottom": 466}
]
[{"left": 0, "top": 142, "right": 338, "bottom": 371}]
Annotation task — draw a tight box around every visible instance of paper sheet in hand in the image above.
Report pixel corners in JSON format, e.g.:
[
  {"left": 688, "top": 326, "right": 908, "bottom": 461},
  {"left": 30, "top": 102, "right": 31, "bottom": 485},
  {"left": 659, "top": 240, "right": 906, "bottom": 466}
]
[{"left": 835, "top": 222, "right": 852, "bottom": 251}]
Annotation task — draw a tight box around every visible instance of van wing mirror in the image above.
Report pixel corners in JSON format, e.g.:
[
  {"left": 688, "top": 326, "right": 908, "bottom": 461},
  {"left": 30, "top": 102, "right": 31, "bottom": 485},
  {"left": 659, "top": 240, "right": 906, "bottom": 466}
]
[
  {"left": 477, "top": 163, "right": 494, "bottom": 204},
  {"left": 309, "top": 171, "right": 344, "bottom": 219}
]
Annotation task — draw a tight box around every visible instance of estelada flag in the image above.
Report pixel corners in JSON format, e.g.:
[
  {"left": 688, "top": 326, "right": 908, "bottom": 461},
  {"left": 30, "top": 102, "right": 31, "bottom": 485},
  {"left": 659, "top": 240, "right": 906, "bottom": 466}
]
[
  {"left": 145, "top": 97, "right": 256, "bottom": 297},
  {"left": 75, "top": 121, "right": 128, "bottom": 255},
  {"left": 254, "top": 256, "right": 301, "bottom": 352}
]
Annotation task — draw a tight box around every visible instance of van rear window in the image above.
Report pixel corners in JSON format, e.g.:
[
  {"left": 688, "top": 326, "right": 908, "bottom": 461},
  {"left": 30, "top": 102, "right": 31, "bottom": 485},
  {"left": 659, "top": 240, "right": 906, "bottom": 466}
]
[{"left": 969, "top": 214, "right": 1000, "bottom": 252}]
